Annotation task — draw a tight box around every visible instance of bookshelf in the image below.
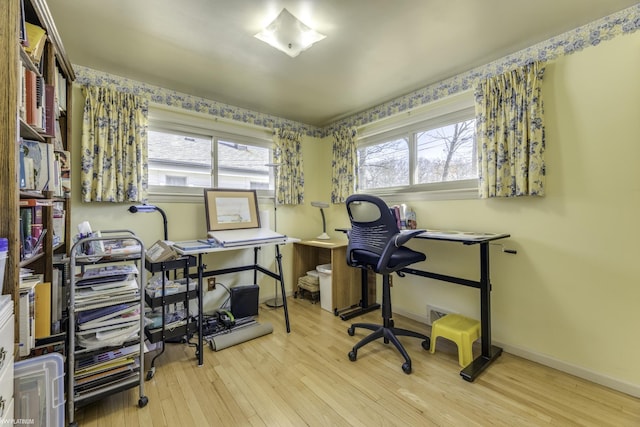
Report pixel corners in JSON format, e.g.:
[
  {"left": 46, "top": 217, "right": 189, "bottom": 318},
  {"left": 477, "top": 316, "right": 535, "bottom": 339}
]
[{"left": 0, "top": 0, "right": 74, "bottom": 355}]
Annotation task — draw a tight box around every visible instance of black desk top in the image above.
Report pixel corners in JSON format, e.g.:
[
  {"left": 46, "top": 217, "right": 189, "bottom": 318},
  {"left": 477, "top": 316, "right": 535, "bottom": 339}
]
[{"left": 414, "top": 230, "right": 510, "bottom": 244}]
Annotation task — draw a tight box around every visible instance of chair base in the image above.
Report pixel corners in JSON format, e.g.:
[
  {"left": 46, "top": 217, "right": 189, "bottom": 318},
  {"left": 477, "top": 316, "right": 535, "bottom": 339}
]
[{"left": 348, "top": 322, "right": 430, "bottom": 374}]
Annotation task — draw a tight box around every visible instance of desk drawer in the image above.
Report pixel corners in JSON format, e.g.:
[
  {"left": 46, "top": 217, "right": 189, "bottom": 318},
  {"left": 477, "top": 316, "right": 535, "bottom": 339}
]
[
  {"left": 0, "top": 314, "right": 14, "bottom": 375},
  {"left": 0, "top": 354, "right": 13, "bottom": 420}
]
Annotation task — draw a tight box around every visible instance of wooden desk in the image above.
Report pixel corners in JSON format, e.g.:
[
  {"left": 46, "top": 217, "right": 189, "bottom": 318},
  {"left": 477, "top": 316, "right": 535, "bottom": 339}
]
[{"left": 293, "top": 239, "right": 376, "bottom": 315}]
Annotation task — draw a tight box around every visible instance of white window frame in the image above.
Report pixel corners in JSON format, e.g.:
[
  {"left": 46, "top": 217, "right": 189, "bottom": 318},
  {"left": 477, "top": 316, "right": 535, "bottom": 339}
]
[
  {"left": 147, "top": 104, "right": 274, "bottom": 203},
  {"left": 356, "top": 91, "right": 479, "bottom": 202}
]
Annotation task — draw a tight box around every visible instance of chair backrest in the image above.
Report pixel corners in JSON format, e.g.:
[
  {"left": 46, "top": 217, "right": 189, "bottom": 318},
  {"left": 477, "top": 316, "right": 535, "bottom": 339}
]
[{"left": 345, "top": 194, "right": 399, "bottom": 268}]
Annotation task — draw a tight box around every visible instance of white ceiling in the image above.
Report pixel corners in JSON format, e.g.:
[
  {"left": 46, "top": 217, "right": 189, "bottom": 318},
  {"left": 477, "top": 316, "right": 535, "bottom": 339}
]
[{"left": 48, "top": 0, "right": 638, "bottom": 127}]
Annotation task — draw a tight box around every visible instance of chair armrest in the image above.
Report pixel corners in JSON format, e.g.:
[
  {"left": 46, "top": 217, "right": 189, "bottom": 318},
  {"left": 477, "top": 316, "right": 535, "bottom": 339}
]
[
  {"left": 393, "top": 229, "right": 426, "bottom": 247},
  {"left": 375, "top": 229, "right": 425, "bottom": 273}
]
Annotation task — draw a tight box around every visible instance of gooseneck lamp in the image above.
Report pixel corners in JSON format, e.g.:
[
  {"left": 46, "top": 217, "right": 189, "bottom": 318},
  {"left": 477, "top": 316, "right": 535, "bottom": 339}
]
[{"left": 127, "top": 204, "right": 168, "bottom": 241}]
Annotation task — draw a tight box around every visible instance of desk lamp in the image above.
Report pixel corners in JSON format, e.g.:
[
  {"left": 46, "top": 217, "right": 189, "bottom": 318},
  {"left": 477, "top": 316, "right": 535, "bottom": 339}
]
[
  {"left": 311, "top": 201, "right": 330, "bottom": 240},
  {"left": 128, "top": 204, "right": 168, "bottom": 241}
]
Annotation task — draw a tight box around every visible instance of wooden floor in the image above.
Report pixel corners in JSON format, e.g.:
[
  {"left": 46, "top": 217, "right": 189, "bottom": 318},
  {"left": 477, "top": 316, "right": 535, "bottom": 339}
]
[{"left": 73, "top": 297, "right": 640, "bottom": 426}]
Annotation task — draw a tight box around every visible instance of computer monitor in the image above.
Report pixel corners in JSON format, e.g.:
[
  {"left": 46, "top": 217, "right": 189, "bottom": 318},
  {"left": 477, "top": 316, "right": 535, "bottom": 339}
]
[{"left": 204, "top": 188, "right": 260, "bottom": 232}]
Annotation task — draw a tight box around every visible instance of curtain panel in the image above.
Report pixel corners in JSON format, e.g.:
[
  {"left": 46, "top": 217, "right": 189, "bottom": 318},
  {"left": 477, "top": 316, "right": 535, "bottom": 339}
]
[
  {"left": 81, "top": 86, "right": 148, "bottom": 202},
  {"left": 474, "top": 61, "right": 546, "bottom": 198},
  {"left": 273, "top": 129, "right": 304, "bottom": 205},
  {"left": 331, "top": 127, "right": 357, "bottom": 204}
]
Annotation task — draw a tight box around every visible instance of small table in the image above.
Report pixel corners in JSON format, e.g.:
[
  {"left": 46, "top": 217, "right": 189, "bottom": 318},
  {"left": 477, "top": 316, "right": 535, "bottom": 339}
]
[{"left": 174, "top": 237, "right": 298, "bottom": 366}]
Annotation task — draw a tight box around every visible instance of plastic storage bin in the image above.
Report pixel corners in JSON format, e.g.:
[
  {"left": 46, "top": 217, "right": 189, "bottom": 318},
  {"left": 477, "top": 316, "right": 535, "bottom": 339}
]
[
  {"left": 316, "top": 264, "right": 332, "bottom": 312},
  {"left": 0, "top": 238, "right": 7, "bottom": 291},
  {"left": 14, "top": 353, "right": 65, "bottom": 426}
]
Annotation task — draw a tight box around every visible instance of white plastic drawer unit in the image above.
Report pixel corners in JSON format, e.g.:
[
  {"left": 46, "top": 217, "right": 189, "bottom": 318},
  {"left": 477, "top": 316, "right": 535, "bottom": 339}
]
[{"left": 0, "top": 312, "right": 14, "bottom": 421}]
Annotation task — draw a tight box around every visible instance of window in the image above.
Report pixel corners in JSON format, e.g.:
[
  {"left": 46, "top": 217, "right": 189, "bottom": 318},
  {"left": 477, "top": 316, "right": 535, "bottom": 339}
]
[
  {"left": 357, "top": 95, "right": 477, "bottom": 198},
  {"left": 147, "top": 107, "right": 273, "bottom": 200}
]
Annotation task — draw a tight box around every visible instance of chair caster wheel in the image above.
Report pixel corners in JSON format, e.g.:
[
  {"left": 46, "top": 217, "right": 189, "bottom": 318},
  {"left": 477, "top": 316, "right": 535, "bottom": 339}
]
[
  {"left": 138, "top": 396, "right": 149, "bottom": 407},
  {"left": 421, "top": 340, "right": 430, "bottom": 351},
  {"left": 348, "top": 350, "right": 357, "bottom": 361},
  {"left": 402, "top": 363, "right": 412, "bottom": 374},
  {"left": 347, "top": 327, "right": 355, "bottom": 336}
]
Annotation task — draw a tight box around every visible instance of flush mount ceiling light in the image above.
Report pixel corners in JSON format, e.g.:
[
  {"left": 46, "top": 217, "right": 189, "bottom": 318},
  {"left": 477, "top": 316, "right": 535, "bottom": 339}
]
[{"left": 254, "top": 8, "right": 326, "bottom": 58}]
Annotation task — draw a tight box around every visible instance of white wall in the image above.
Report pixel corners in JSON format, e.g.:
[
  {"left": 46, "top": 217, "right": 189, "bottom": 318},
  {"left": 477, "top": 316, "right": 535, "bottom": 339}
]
[{"left": 69, "top": 30, "right": 640, "bottom": 395}]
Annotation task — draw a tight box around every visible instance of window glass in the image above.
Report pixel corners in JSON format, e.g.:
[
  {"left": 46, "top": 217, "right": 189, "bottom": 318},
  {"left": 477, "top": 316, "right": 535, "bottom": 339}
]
[
  {"left": 357, "top": 138, "right": 409, "bottom": 189},
  {"left": 416, "top": 119, "right": 476, "bottom": 184},
  {"left": 147, "top": 126, "right": 272, "bottom": 197},
  {"left": 148, "top": 129, "right": 212, "bottom": 188},
  {"left": 217, "top": 140, "right": 270, "bottom": 190},
  {"left": 356, "top": 96, "right": 478, "bottom": 196}
]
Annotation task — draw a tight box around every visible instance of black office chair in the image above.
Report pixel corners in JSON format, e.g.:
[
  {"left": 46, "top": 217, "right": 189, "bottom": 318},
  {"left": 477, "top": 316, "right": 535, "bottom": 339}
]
[{"left": 345, "top": 194, "right": 430, "bottom": 374}]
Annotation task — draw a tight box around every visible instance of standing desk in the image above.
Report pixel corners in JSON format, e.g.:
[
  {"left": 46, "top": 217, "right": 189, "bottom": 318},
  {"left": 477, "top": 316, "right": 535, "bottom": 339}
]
[
  {"left": 338, "top": 228, "right": 510, "bottom": 381},
  {"left": 403, "top": 230, "right": 510, "bottom": 382},
  {"left": 174, "top": 237, "right": 299, "bottom": 366}
]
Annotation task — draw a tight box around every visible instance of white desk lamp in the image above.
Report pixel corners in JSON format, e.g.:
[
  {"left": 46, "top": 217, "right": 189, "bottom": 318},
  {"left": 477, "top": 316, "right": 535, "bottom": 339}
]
[{"left": 311, "top": 201, "right": 330, "bottom": 240}]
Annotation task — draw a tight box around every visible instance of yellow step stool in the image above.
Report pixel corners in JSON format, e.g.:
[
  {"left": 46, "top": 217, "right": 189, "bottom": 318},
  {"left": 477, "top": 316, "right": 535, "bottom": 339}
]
[{"left": 430, "top": 314, "right": 480, "bottom": 367}]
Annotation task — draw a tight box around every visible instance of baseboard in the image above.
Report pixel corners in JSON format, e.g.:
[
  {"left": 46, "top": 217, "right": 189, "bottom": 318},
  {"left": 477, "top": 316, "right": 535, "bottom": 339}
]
[
  {"left": 496, "top": 341, "right": 640, "bottom": 398},
  {"left": 393, "top": 307, "right": 640, "bottom": 398}
]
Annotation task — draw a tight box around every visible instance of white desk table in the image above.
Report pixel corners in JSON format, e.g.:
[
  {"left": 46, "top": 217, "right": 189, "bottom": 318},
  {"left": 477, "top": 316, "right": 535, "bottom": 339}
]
[{"left": 174, "top": 237, "right": 299, "bottom": 365}]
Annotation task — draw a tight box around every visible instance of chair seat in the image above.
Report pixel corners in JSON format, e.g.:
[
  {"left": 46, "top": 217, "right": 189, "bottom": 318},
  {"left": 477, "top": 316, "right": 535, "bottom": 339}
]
[{"left": 351, "top": 247, "right": 426, "bottom": 271}]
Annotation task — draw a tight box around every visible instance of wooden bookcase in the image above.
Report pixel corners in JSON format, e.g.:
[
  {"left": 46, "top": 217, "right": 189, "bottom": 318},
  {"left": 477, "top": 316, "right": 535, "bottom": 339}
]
[{"left": 0, "top": 0, "right": 74, "bottom": 353}]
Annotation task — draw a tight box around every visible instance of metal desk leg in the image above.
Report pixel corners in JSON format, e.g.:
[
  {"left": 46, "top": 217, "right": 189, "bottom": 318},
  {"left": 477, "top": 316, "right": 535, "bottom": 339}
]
[
  {"left": 275, "top": 245, "right": 291, "bottom": 333},
  {"left": 460, "top": 242, "right": 502, "bottom": 381},
  {"left": 197, "top": 254, "right": 204, "bottom": 366}
]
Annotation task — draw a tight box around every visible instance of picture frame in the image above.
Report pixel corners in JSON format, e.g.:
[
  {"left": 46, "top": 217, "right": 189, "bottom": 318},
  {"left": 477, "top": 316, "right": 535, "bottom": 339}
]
[{"left": 204, "top": 188, "right": 261, "bottom": 231}]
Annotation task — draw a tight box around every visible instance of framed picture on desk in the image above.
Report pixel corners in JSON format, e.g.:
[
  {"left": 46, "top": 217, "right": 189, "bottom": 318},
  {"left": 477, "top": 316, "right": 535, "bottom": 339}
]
[{"left": 204, "top": 188, "right": 260, "bottom": 231}]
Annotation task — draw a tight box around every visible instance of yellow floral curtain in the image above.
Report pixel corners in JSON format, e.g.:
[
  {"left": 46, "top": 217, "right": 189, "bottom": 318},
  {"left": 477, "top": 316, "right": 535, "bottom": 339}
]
[
  {"left": 331, "top": 127, "right": 357, "bottom": 204},
  {"left": 273, "top": 129, "right": 304, "bottom": 205},
  {"left": 474, "top": 61, "right": 546, "bottom": 198},
  {"left": 81, "top": 86, "right": 148, "bottom": 202}
]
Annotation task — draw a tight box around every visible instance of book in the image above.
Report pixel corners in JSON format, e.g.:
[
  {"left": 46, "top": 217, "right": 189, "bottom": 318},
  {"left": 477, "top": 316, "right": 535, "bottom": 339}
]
[
  {"left": 44, "top": 84, "right": 55, "bottom": 136},
  {"left": 24, "top": 22, "right": 47, "bottom": 64},
  {"left": 19, "top": 276, "right": 41, "bottom": 356},
  {"left": 34, "top": 281, "right": 51, "bottom": 338},
  {"left": 21, "top": 139, "right": 54, "bottom": 192}
]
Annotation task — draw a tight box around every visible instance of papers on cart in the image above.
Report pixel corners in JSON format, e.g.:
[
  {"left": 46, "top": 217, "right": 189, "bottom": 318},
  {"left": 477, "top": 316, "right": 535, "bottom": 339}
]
[
  {"left": 75, "top": 303, "right": 140, "bottom": 349},
  {"left": 74, "top": 265, "right": 140, "bottom": 310}
]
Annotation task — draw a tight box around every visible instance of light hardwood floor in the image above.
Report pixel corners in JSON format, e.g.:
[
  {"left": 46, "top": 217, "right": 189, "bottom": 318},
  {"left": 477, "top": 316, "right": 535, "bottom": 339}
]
[{"left": 73, "top": 297, "right": 640, "bottom": 426}]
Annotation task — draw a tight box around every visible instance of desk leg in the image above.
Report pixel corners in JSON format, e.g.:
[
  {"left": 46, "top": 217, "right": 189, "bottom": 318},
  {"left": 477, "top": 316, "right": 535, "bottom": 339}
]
[
  {"left": 197, "top": 254, "right": 204, "bottom": 366},
  {"left": 275, "top": 245, "right": 291, "bottom": 333},
  {"left": 460, "top": 242, "right": 502, "bottom": 381},
  {"left": 339, "top": 268, "right": 380, "bottom": 320}
]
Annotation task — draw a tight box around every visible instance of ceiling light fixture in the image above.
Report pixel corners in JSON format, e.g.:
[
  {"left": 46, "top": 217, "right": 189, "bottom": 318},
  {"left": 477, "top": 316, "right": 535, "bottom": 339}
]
[{"left": 254, "top": 8, "right": 326, "bottom": 58}]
